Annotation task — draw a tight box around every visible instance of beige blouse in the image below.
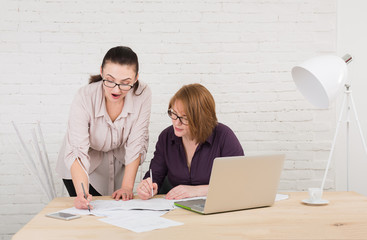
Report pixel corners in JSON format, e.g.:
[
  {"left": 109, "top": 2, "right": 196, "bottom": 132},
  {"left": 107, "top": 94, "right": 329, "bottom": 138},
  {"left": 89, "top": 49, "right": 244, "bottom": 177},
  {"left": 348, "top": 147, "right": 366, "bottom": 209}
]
[{"left": 56, "top": 80, "right": 151, "bottom": 195}]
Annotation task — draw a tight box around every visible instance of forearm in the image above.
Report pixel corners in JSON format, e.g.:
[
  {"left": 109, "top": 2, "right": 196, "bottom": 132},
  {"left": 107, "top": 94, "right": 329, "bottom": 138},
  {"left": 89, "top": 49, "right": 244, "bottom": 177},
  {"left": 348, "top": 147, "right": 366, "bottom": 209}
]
[
  {"left": 121, "top": 155, "right": 141, "bottom": 189},
  {"left": 166, "top": 184, "right": 209, "bottom": 200},
  {"left": 70, "top": 159, "right": 88, "bottom": 196}
]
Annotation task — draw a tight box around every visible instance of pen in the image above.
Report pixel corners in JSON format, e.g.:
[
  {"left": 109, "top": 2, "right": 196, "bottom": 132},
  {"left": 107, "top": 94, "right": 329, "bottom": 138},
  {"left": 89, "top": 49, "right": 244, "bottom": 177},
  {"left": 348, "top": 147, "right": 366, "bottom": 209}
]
[
  {"left": 81, "top": 182, "right": 90, "bottom": 212},
  {"left": 150, "top": 169, "right": 154, "bottom": 197}
]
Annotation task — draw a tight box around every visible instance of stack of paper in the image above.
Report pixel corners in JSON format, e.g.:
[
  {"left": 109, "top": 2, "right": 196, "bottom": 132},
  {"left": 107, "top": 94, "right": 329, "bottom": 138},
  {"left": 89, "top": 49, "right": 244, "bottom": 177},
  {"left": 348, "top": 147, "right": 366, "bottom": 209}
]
[{"left": 59, "top": 198, "right": 185, "bottom": 233}]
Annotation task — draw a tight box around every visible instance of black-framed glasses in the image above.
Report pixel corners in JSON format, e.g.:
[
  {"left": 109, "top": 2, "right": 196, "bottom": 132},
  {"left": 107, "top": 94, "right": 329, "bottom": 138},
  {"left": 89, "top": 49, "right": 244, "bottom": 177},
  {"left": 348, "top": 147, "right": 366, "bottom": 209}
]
[
  {"left": 168, "top": 109, "right": 189, "bottom": 125},
  {"left": 102, "top": 79, "right": 135, "bottom": 91}
]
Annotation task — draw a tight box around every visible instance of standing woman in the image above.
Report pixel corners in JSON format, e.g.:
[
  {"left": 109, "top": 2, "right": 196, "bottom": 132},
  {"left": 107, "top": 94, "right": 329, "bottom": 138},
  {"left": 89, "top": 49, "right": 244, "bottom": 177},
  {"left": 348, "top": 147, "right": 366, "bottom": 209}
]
[
  {"left": 56, "top": 46, "right": 151, "bottom": 209},
  {"left": 137, "top": 83, "right": 244, "bottom": 200}
]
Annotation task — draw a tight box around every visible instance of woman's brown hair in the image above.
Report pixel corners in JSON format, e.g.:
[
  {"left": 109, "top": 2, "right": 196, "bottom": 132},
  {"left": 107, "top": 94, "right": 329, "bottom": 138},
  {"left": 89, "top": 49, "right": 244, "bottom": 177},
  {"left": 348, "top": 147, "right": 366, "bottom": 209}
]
[
  {"left": 89, "top": 46, "right": 141, "bottom": 95},
  {"left": 169, "top": 83, "right": 218, "bottom": 143}
]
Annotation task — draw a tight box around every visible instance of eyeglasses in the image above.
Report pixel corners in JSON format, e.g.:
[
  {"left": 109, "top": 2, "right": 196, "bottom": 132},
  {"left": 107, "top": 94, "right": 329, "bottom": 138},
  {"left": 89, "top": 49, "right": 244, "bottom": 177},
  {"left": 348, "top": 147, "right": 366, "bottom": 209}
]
[
  {"left": 102, "top": 79, "right": 135, "bottom": 91},
  {"left": 168, "top": 109, "right": 189, "bottom": 125}
]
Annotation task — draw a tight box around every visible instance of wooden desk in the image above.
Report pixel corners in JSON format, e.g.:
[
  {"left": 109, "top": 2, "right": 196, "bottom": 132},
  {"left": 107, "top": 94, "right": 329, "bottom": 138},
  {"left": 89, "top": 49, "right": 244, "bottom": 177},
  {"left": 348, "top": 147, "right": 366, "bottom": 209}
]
[{"left": 12, "top": 192, "right": 367, "bottom": 240}]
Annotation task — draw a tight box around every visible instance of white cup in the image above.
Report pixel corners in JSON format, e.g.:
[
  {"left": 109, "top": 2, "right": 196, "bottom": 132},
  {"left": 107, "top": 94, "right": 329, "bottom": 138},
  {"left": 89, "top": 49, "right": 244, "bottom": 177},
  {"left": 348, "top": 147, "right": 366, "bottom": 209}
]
[{"left": 308, "top": 188, "right": 323, "bottom": 202}]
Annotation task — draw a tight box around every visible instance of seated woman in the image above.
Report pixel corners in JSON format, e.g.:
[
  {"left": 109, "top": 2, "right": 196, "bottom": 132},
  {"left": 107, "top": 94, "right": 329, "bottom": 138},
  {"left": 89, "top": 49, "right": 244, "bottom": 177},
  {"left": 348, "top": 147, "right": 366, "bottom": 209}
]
[{"left": 137, "top": 83, "right": 244, "bottom": 200}]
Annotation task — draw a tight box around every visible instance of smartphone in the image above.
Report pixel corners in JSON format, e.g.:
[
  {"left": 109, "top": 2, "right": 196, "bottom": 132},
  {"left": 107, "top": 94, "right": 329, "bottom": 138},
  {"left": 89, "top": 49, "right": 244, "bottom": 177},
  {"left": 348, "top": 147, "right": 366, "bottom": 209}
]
[{"left": 46, "top": 212, "right": 81, "bottom": 221}]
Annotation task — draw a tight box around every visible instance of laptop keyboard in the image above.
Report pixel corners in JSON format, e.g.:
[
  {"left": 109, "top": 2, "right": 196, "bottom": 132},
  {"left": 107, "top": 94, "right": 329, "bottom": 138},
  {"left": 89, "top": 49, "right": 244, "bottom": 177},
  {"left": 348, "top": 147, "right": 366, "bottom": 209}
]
[
  {"left": 193, "top": 203, "right": 205, "bottom": 210},
  {"left": 191, "top": 199, "right": 206, "bottom": 211}
]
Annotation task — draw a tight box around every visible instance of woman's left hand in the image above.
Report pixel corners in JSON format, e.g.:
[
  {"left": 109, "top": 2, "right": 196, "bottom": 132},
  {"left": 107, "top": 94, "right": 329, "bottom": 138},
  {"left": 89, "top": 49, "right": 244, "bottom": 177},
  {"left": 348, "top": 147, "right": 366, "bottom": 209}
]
[
  {"left": 165, "top": 185, "right": 208, "bottom": 200},
  {"left": 112, "top": 186, "right": 133, "bottom": 201}
]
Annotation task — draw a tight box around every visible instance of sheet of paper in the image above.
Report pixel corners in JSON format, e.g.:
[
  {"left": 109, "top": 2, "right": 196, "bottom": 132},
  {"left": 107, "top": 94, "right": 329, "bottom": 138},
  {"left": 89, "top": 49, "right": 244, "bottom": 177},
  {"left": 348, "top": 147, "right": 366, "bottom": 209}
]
[
  {"left": 116, "top": 198, "right": 175, "bottom": 210},
  {"left": 60, "top": 201, "right": 181, "bottom": 233},
  {"left": 99, "top": 211, "right": 183, "bottom": 233},
  {"left": 99, "top": 209, "right": 168, "bottom": 218},
  {"left": 275, "top": 193, "right": 289, "bottom": 201},
  {"left": 60, "top": 198, "right": 176, "bottom": 216}
]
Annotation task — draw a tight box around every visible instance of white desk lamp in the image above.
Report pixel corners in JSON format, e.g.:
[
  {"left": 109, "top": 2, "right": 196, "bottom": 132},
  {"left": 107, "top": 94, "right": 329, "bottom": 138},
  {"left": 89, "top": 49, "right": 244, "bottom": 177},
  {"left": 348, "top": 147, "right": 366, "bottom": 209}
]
[{"left": 291, "top": 54, "right": 367, "bottom": 195}]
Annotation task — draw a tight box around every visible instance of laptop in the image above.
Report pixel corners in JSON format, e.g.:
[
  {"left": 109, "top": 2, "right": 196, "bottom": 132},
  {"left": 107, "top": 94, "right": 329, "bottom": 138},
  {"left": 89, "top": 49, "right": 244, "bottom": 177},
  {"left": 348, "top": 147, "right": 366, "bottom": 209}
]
[{"left": 174, "top": 154, "right": 285, "bottom": 214}]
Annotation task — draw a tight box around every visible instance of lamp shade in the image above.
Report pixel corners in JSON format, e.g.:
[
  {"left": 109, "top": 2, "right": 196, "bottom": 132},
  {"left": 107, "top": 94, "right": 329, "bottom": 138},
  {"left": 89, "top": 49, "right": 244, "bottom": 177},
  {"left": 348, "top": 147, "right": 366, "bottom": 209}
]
[{"left": 291, "top": 55, "right": 348, "bottom": 109}]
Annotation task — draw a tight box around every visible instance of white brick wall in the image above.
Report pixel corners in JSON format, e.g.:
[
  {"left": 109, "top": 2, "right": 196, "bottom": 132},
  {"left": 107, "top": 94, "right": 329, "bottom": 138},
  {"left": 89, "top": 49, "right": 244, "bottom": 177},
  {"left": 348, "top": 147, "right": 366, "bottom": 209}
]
[{"left": 0, "top": 0, "right": 337, "bottom": 238}]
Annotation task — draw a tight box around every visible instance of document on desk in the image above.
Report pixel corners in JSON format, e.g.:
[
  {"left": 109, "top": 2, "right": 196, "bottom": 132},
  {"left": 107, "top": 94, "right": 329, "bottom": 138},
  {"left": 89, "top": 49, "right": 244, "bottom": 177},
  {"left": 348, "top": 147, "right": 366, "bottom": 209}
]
[
  {"left": 59, "top": 198, "right": 183, "bottom": 232},
  {"left": 60, "top": 198, "right": 175, "bottom": 216},
  {"left": 275, "top": 194, "right": 289, "bottom": 201},
  {"left": 99, "top": 210, "right": 183, "bottom": 233}
]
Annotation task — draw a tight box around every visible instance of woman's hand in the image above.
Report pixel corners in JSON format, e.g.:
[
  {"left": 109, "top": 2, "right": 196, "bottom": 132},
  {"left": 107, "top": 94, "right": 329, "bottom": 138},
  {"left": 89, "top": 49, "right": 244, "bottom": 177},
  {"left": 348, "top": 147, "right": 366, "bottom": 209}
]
[
  {"left": 112, "top": 186, "right": 134, "bottom": 201},
  {"left": 74, "top": 193, "right": 93, "bottom": 210},
  {"left": 165, "top": 185, "right": 208, "bottom": 200},
  {"left": 137, "top": 178, "right": 158, "bottom": 200}
]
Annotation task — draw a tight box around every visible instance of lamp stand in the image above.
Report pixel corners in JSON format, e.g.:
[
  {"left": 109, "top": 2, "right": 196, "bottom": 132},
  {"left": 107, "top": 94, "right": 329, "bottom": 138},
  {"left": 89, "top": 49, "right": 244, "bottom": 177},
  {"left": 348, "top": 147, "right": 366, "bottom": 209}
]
[{"left": 321, "top": 84, "right": 367, "bottom": 190}]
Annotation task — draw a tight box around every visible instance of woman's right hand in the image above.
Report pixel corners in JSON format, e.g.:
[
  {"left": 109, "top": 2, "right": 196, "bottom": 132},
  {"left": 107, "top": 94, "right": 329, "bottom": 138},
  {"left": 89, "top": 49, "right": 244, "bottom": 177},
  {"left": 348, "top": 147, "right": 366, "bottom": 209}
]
[
  {"left": 74, "top": 193, "right": 93, "bottom": 210},
  {"left": 137, "top": 178, "right": 158, "bottom": 200}
]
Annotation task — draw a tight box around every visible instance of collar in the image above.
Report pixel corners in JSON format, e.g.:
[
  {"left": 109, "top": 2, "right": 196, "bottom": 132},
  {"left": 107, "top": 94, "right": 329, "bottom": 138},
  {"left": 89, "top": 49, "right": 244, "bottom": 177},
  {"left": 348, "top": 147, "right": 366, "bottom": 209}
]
[
  {"left": 95, "top": 82, "right": 105, "bottom": 118},
  {"left": 205, "top": 126, "right": 216, "bottom": 145},
  {"left": 119, "top": 89, "right": 134, "bottom": 118}
]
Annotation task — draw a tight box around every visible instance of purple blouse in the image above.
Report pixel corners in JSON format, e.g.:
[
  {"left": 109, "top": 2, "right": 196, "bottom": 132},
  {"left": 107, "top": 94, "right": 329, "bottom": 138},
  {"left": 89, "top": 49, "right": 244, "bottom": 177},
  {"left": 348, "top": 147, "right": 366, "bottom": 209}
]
[{"left": 144, "top": 123, "right": 244, "bottom": 190}]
